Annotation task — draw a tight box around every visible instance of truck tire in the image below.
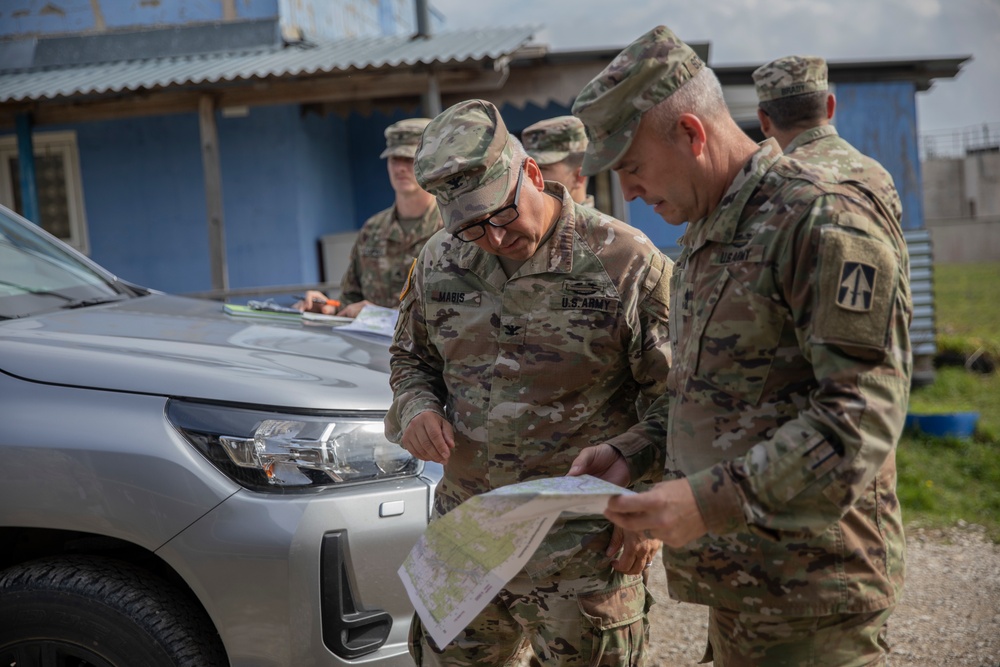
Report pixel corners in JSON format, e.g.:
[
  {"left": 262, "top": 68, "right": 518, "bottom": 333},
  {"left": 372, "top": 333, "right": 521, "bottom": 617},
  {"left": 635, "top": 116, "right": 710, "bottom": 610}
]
[{"left": 0, "top": 555, "right": 227, "bottom": 667}]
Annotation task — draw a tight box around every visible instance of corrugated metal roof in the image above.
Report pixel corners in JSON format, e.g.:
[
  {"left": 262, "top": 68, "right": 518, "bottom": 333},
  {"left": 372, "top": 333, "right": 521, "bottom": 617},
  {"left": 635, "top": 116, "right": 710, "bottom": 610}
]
[{"left": 0, "top": 26, "right": 538, "bottom": 104}]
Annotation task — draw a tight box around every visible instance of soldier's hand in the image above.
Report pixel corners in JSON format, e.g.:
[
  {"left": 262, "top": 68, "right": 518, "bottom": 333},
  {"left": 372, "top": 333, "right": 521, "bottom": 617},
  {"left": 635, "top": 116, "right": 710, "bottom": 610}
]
[
  {"left": 401, "top": 411, "right": 455, "bottom": 464},
  {"left": 335, "top": 299, "right": 371, "bottom": 318},
  {"left": 604, "top": 479, "right": 708, "bottom": 549},
  {"left": 294, "top": 290, "right": 338, "bottom": 314},
  {"left": 608, "top": 525, "right": 661, "bottom": 575},
  {"left": 567, "top": 443, "right": 631, "bottom": 487}
]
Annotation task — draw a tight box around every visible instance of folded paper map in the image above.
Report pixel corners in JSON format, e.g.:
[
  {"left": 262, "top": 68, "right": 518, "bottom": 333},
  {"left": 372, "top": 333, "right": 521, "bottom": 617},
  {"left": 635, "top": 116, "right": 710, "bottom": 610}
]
[{"left": 398, "top": 474, "right": 631, "bottom": 648}]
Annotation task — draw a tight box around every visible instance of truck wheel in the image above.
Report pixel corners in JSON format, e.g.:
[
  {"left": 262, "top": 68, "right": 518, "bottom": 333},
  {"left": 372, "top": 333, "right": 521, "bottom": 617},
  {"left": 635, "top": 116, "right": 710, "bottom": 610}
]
[{"left": 0, "top": 556, "right": 227, "bottom": 667}]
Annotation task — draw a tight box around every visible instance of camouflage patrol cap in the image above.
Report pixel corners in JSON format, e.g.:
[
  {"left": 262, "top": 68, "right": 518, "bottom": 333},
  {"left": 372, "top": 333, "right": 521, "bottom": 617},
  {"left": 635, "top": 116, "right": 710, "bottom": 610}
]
[
  {"left": 413, "top": 99, "right": 516, "bottom": 233},
  {"left": 521, "top": 115, "right": 588, "bottom": 165},
  {"left": 379, "top": 117, "right": 432, "bottom": 159},
  {"left": 572, "top": 25, "right": 705, "bottom": 176},
  {"left": 752, "top": 55, "right": 828, "bottom": 102}
]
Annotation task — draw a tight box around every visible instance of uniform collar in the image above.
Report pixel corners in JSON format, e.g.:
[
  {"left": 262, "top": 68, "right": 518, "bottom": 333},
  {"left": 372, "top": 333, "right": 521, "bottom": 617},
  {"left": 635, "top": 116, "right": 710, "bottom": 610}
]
[
  {"left": 785, "top": 124, "right": 838, "bottom": 154},
  {"left": 681, "top": 138, "right": 782, "bottom": 250}
]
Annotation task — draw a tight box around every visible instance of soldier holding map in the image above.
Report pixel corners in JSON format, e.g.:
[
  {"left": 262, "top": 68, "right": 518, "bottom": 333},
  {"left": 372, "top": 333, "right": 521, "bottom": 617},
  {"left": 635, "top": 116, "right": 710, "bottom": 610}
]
[{"left": 385, "top": 98, "right": 672, "bottom": 666}]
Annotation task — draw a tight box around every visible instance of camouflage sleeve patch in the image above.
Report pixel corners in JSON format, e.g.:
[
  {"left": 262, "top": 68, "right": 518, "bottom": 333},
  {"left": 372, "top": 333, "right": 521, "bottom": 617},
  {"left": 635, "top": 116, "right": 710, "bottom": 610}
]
[
  {"left": 812, "top": 227, "right": 896, "bottom": 354},
  {"left": 640, "top": 251, "right": 672, "bottom": 316}
]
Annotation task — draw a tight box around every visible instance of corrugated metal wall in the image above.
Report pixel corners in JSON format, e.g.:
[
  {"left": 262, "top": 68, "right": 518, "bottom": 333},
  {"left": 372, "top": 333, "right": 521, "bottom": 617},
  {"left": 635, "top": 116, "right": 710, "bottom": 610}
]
[{"left": 905, "top": 228, "right": 937, "bottom": 360}]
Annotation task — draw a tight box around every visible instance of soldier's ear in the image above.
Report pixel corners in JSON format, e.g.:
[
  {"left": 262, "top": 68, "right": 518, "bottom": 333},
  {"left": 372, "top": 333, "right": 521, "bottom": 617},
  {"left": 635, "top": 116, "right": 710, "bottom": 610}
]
[
  {"left": 757, "top": 108, "right": 772, "bottom": 135},
  {"left": 677, "top": 113, "right": 707, "bottom": 158},
  {"left": 826, "top": 94, "right": 837, "bottom": 121},
  {"left": 524, "top": 158, "right": 546, "bottom": 190}
]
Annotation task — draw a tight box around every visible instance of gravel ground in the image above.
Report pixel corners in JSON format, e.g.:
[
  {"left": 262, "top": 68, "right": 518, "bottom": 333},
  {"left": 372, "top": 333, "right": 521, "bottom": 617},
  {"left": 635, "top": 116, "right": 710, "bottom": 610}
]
[{"left": 644, "top": 522, "right": 1000, "bottom": 666}]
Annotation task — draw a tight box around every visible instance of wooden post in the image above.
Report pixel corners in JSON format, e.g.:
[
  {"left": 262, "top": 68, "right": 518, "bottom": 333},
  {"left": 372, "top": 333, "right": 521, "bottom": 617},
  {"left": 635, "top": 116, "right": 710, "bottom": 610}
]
[{"left": 198, "top": 94, "right": 228, "bottom": 291}]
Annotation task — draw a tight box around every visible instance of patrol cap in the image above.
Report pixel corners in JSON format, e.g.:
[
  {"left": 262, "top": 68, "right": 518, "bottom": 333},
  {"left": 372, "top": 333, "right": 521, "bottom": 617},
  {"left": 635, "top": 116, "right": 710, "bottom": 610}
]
[
  {"left": 572, "top": 24, "right": 705, "bottom": 176},
  {"left": 752, "top": 55, "right": 828, "bottom": 102},
  {"left": 522, "top": 115, "right": 588, "bottom": 165},
  {"left": 414, "top": 99, "right": 516, "bottom": 232},
  {"left": 379, "top": 117, "right": 432, "bottom": 159}
]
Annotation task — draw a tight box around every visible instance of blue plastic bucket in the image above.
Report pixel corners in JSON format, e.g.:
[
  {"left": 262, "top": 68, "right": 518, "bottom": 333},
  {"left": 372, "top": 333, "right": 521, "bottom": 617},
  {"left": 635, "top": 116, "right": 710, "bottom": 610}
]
[{"left": 904, "top": 412, "right": 979, "bottom": 438}]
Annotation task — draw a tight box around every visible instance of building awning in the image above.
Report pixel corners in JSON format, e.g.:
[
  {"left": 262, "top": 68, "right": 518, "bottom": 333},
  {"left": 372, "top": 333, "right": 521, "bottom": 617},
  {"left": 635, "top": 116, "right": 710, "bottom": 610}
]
[{"left": 0, "top": 25, "right": 540, "bottom": 125}]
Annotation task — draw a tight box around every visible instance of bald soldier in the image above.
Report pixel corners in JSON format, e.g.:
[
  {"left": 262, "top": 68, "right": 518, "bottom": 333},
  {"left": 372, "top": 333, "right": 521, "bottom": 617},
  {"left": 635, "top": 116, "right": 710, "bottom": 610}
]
[
  {"left": 753, "top": 55, "right": 903, "bottom": 223},
  {"left": 569, "top": 26, "right": 912, "bottom": 666},
  {"left": 297, "top": 117, "right": 443, "bottom": 317},
  {"left": 386, "top": 99, "right": 673, "bottom": 666},
  {"left": 522, "top": 116, "right": 594, "bottom": 207}
]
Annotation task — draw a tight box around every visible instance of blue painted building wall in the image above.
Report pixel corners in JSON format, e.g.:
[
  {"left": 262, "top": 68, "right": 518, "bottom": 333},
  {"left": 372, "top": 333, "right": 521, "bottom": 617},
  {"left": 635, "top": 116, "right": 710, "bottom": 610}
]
[
  {"left": 0, "top": 0, "right": 417, "bottom": 40},
  {"left": 0, "top": 0, "right": 278, "bottom": 35},
  {"left": 17, "top": 106, "right": 356, "bottom": 293},
  {"left": 835, "top": 81, "right": 925, "bottom": 230}
]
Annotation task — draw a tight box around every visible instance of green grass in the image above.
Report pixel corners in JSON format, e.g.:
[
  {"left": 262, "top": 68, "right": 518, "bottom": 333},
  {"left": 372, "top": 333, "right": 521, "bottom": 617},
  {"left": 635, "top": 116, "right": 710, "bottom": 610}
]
[
  {"left": 932, "top": 262, "right": 1000, "bottom": 339},
  {"left": 932, "top": 262, "right": 1000, "bottom": 365},
  {"left": 898, "top": 261, "right": 1000, "bottom": 542}
]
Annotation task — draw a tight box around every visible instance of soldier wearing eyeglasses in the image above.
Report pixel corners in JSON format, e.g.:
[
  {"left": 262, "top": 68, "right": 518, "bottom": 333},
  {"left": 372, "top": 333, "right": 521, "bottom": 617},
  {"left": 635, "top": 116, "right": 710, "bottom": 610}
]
[{"left": 385, "top": 99, "right": 673, "bottom": 667}]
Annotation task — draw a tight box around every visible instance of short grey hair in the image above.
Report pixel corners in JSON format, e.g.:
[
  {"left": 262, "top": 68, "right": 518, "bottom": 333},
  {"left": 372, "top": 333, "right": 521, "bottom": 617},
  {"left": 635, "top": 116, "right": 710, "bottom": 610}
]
[{"left": 644, "top": 67, "right": 729, "bottom": 140}]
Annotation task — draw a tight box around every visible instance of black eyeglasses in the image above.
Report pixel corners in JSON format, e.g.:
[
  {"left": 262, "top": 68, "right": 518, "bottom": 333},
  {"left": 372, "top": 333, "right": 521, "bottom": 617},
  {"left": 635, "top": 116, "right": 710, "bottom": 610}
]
[{"left": 453, "top": 163, "right": 524, "bottom": 243}]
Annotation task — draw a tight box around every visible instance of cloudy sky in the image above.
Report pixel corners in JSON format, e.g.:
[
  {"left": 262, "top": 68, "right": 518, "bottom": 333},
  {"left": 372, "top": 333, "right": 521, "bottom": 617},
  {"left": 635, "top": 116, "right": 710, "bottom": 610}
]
[{"left": 432, "top": 0, "right": 998, "bottom": 141}]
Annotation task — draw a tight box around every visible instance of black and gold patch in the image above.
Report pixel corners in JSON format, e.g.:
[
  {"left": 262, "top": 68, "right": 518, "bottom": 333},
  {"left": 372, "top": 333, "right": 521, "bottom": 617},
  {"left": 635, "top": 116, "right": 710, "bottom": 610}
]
[{"left": 836, "top": 261, "right": 877, "bottom": 312}]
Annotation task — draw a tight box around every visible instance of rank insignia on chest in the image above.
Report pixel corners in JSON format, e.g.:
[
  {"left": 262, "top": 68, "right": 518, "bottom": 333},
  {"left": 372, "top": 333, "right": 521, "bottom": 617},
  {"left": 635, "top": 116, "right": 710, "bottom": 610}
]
[
  {"left": 563, "top": 280, "right": 605, "bottom": 296},
  {"left": 837, "top": 261, "right": 877, "bottom": 312}
]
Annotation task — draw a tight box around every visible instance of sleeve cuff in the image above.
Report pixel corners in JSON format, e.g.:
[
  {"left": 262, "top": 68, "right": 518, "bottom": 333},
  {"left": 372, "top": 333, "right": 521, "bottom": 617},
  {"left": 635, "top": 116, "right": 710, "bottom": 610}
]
[
  {"left": 687, "top": 464, "right": 748, "bottom": 536},
  {"left": 606, "top": 430, "right": 664, "bottom": 486}
]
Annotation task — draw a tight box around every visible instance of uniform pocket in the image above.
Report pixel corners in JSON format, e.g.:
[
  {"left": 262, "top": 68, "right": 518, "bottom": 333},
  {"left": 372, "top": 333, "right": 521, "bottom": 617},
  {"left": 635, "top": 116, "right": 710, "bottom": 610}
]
[
  {"left": 577, "top": 578, "right": 648, "bottom": 667},
  {"left": 695, "top": 267, "right": 786, "bottom": 406}
]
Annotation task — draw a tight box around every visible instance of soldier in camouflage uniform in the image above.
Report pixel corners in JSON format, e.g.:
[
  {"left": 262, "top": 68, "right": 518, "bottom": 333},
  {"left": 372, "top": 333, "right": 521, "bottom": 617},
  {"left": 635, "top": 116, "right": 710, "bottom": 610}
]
[
  {"left": 569, "top": 25, "right": 912, "bottom": 666},
  {"left": 297, "top": 118, "right": 443, "bottom": 317},
  {"left": 385, "top": 98, "right": 673, "bottom": 666},
  {"left": 522, "top": 116, "right": 595, "bottom": 207},
  {"left": 753, "top": 55, "right": 903, "bottom": 224}
]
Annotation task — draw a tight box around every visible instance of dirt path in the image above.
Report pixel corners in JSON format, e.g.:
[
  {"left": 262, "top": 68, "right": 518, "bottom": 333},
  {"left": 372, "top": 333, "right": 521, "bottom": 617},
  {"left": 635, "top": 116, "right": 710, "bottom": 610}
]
[{"left": 644, "top": 523, "right": 1000, "bottom": 666}]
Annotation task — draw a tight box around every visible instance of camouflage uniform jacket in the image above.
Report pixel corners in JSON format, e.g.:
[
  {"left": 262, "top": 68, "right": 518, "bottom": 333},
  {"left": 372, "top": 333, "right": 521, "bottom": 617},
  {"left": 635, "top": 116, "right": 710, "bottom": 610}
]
[
  {"left": 339, "top": 202, "right": 443, "bottom": 308},
  {"left": 785, "top": 125, "right": 903, "bottom": 225},
  {"left": 386, "top": 184, "right": 672, "bottom": 577},
  {"left": 661, "top": 139, "right": 912, "bottom": 616}
]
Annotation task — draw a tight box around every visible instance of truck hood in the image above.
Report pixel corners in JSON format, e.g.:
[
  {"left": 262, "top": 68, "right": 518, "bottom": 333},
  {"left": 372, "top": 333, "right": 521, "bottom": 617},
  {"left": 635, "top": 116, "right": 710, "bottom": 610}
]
[{"left": 0, "top": 294, "right": 395, "bottom": 411}]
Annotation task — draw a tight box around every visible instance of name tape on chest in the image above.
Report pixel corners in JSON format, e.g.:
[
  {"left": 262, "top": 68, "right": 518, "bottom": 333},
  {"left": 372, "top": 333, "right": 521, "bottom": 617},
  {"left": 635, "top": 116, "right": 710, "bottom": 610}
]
[
  {"left": 430, "top": 290, "right": 481, "bottom": 306},
  {"left": 713, "top": 244, "right": 764, "bottom": 265}
]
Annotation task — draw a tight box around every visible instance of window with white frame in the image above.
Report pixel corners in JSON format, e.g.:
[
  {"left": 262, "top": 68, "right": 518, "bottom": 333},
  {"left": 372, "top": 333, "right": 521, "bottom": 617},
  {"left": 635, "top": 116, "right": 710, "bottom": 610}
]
[{"left": 0, "top": 131, "right": 90, "bottom": 254}]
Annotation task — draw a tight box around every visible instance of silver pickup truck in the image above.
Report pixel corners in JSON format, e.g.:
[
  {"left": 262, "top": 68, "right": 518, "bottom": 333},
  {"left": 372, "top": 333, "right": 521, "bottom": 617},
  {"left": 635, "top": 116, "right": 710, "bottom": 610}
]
[{"left": 0, "top": 204, "right": 437, "bottom": 667}]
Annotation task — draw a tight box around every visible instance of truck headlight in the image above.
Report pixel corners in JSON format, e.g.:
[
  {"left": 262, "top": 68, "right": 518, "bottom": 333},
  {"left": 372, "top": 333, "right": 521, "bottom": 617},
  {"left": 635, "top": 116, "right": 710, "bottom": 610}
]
[{"left": 167, "top": 400, "right": 418, "bottom": 491}]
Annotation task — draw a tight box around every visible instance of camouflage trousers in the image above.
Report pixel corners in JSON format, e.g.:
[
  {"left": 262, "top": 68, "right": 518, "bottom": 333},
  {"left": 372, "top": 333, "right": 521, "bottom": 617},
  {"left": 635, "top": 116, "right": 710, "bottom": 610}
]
[
  {"left": 700, "top": 605, "right": 894, "bottom": 666},
  {"left": 410, "top": 543, "right": 653, "bottom": 667}
]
